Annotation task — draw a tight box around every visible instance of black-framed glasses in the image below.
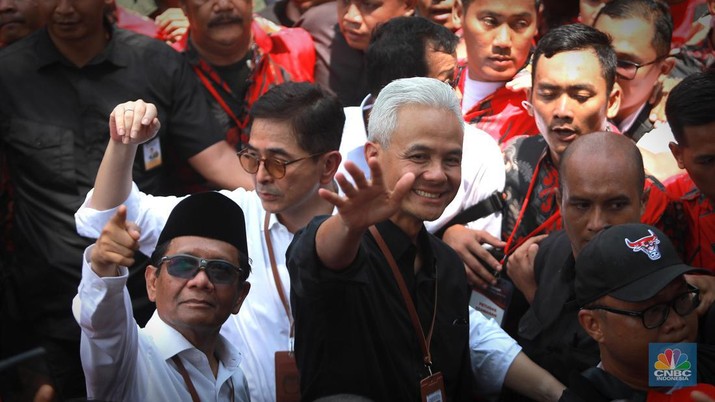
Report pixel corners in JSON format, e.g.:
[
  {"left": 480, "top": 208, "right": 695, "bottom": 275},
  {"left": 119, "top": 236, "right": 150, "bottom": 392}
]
[
  {"left": 160, "top": 254, "right": 244, "bottom": 285},
  {"left": 582, "top": 286, "right": 700, "bottom": 329},
  {"left": 237, "top": 149, "right": 323, "bottom": 179},
  {"left": 616, "top": 55, "right": 668, "bottom": 80}
]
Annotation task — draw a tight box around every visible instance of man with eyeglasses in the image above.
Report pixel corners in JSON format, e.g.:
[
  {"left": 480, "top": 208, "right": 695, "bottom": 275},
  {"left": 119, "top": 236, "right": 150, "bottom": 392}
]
[
  {"left": 75, "top": 82, "right": 345, "bottom": 402},
  {"left": 593, "top": 0, "right": 681, "bottom": 181},
  {"left": 75, "top": 191, "right": 252, "bottom": 401},
  {"left": 561, "top": 223, "right": 715, "bottom": 401},
  {"left": 513, "top": 132, "right": 651, "bottom": 387}
]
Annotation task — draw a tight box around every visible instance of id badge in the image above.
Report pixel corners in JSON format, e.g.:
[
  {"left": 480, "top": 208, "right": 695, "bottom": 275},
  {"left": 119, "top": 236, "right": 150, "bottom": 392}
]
[
  {"left": 142, "top": 137, "right": 162, "bottom": 171},
  {"left": 420, "top": 372, "right": 446, "bottom": 402},
  {"left": 469, "top": 277, "right": 514, "bottom": 326},
  {"left": 275, "top": 351, "right": 300, "bottom": 402}
]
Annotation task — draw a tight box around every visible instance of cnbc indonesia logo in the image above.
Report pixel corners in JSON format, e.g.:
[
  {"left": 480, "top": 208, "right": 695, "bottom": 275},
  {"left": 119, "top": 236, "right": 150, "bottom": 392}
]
[{"left": 650, "top": 345, "right": 696, "bottom": 387}]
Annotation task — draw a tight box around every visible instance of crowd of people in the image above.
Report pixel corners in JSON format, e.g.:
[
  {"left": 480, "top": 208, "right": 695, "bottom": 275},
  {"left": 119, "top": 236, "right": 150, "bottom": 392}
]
[{"left": 1, "top": 0, "right": 714, "bottom": 400}]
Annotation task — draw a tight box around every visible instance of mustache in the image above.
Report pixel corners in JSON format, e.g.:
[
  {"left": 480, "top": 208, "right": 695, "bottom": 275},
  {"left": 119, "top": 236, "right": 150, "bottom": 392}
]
[{"left": 207, "top": 14, "right": 243, "bottom": 27}]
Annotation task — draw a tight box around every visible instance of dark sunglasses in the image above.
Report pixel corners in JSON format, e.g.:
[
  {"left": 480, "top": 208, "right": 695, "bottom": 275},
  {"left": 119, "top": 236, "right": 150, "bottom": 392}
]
[{"left": 160, "top": 254, "right": 244, "bottom": 285}]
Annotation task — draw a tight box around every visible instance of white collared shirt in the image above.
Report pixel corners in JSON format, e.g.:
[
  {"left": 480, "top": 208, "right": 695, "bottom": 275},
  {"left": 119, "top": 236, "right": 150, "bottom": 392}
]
[
  {"left": 75, "top": 186, "right": 294, "bottom": 402},
  {"left": 73, "top": 248, "right": 250, "bottom": 402}
]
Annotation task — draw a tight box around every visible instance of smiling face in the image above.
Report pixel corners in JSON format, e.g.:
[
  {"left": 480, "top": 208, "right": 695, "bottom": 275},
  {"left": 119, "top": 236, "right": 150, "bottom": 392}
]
[
  {"left": 337, "top": 0, "right": 413, "bottom": 51},
  {"left": 147, "top": 236, "right": 249, "bottom": 337},
  {"left": 456, "top": 0, "right": 537, "bottom": 82},
  {"left": 0, "top": 0, "right": 44, "bottom": 46},
  {"left": 529, "top": 49, "right": 619, "bottom": 166},
  {"left": 369, "top": 104, "right": 462, "bottom": 232}
]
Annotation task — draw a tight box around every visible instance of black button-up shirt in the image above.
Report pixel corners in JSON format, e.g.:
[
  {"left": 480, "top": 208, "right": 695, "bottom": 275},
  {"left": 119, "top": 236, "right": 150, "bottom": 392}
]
[
  {"left": 0, "top": 27, "right": 222, "bottom": 337},
  {"left": 287, "top": 216, "right": 473, "bottom": 401}
]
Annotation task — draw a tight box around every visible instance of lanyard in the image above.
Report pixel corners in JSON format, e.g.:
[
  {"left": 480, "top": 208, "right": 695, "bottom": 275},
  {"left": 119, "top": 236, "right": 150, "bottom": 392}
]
[
  {"left": 503, "top": 151, "right": 561, "bottom": 258},
  {"left": 192, "top": 61, "right": 251, "bottom": 133},
  {"left": 171, "top": 355, "right": 235, "bottom": 402},
  {"left": 264, "top": 212, "right": 295, "bottom": 342},
  {"left": 368, "top": 225, "right": 438, "bottom": 372}
]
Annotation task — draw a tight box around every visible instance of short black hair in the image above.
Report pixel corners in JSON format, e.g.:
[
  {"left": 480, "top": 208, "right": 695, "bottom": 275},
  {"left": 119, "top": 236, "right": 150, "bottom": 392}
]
[
  {"left": 249, "top": 82, "right": 345, "bottom": 155},
  {"left": 594, "top": 0, "right": 673, "bottom": 58},
  {"left": 366, "top": 16, "right": 458, "bottom": 96},
  {"left": 532, "top": 23, "right": 617, "bottom": 93},
  {"left": 665, "top": 70, "right": 715, "bottom": 146}
]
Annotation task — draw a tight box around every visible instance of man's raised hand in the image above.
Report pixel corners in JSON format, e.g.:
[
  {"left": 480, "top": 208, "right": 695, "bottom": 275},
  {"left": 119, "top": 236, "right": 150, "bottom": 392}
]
[
  {"left": 90, "top": 205, "right": 141, "bottom": 277},
  {"left": 109, "top": 100, "right": 161, "bottom": 145}
]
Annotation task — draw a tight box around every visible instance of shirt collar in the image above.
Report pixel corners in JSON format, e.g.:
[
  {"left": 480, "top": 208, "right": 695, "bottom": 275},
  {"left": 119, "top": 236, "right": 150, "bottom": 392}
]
[
  {"left": 374, "top": 220, "right": 436, "bottom": 276},
  {"left": 144, "top": 310, "right": 242, "bottom": 370},
  {"left": 34, "top": 25, "right": 128, "bottom": 70},
  {"left": 618, "top": 103, "right": 647, "bottom": 133}
]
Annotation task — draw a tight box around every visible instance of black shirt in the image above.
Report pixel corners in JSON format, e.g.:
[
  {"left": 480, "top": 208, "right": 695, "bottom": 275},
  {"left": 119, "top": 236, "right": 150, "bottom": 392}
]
[
  {"left": 287, "top": 216, "right": 473, "bottom": 401},
  {"left": 0, "top": 27, "right": 222, "bottom": 337},
  {"left": 518, "top": 230, "right": 600, "bottom": 385}
]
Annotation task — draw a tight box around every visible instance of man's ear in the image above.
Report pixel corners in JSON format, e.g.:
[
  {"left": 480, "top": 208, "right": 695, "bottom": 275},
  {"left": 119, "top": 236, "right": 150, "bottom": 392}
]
[
  {"left": 578, "top": 309, "right": 605, "bottom": 343},
  {"left": 606, "top": 82, "right": 622, "bottom": 120},
  {"left": 524, "top": 89, "right": 534, "bottom": 116},
  {"left": 320, "top": 151, "right": 342, "bottom": 186},
  {"left": 668, "top": 141, "right": 686, "bottom": 170},
  {"left": 145, "top": 265, "right": 159, "bottom": 303},
  {"left": 452, "top": 0, "right": 464, "bottom": 27},
  {"left": 232, "top": 282, "right": 251, "bottom": 314},
  {"left": 364, "top": 141, "right": 380, "bottom": 161},
  {"left": 659, "top": 57, "right": 676, "bottom": 77}
]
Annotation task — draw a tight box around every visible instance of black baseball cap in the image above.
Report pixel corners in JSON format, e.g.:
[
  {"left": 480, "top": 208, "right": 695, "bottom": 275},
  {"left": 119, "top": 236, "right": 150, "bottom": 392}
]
[
  {"left": 156, "top": 192, "right": 249, "bottom": 267},
  {"left": 575, "top": 223, "right": 708, "bottom": 307}
]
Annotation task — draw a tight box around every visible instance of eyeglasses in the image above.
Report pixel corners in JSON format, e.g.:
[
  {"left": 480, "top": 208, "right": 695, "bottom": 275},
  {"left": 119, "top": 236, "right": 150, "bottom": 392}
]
[
  {"left": 160, "top": 254, "right": 244, "bottom": 285},
  {"left": 237, "top": 149, "right": 323, "bottom": 179},
  {"left": 616, "top": 55, "right": 668, "bottom": 80},
  {"left": 582, "top": 286, "right": 700, "bottom": 329}
]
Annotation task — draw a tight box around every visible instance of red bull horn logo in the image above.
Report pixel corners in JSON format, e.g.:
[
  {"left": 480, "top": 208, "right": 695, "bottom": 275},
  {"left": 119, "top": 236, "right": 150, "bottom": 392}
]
[{"left": 625, "top": 230, "right": 661, "bottom": 261}]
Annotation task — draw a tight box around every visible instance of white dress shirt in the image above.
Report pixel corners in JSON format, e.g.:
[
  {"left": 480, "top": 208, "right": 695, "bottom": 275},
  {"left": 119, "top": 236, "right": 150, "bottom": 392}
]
[
  {"left": 73, "top": 247, "right": 250, "bottom": 402},
  {"left": 469, "top": 306, "right": 522, "bottom": 400},
  {"left": 75, "top": 186, "right": 294, "bottom": 402}
]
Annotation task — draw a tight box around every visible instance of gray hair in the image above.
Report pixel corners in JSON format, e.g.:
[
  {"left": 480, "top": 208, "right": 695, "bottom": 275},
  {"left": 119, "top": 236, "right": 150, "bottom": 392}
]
[{"left": 367, "top": 77, "right": 462, "bottom": 147}]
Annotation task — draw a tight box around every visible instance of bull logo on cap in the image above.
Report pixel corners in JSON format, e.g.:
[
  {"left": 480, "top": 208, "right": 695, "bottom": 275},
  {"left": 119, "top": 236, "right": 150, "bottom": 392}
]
[{"left": 624, "top": 229, "right": 661, "bottom": 261}]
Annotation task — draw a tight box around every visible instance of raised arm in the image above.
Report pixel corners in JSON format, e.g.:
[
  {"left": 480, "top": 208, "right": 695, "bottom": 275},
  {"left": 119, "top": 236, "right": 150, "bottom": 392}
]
[
  {"left": 315, "top": 155, "right": 414, "bottom": 270},
  {"left": 76, "top": 205, "right": 142, "bottom": 400},
  {"left": 89, "top": 100, "right": 160, "bottom": 210},
  {"left": 90, "top": 100, "right": 252, "bottom": 211}
]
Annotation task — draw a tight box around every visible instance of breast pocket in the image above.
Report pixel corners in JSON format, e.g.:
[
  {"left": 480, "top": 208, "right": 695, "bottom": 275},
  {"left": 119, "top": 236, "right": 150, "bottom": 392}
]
[{"left": 4, "top": 117, "right": 74, "bottom": 185}]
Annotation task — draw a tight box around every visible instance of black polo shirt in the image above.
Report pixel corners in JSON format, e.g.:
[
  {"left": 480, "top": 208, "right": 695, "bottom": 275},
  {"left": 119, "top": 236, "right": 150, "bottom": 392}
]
[
  {"left": 0, "top": 27, "right": 222, "bottom": 338},
  {"left": 287, "top": 216, "right": 473, "bottom": 401}
]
